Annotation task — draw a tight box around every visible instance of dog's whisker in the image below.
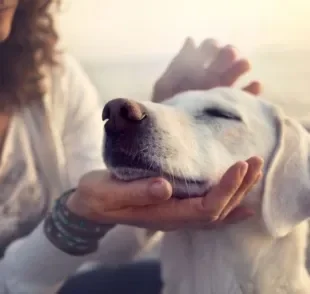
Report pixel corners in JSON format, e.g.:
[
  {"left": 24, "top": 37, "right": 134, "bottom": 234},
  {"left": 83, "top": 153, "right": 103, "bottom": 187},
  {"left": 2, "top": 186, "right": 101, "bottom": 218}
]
[
  {"left": 133, "top": 146, "right": 146, "bottom": 159},
  {"left": 185, "top": 180, "right": 191, "bottom": 199},
  {"left": 147, "top": 159, "right": 153, "bottom": 172}
]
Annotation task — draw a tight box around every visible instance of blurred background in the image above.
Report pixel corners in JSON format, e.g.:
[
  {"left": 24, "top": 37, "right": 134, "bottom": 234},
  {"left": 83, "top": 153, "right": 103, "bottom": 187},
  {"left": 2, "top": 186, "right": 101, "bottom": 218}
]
[{"left": 57, "top": 0, "right": 310, "bottom": 118}]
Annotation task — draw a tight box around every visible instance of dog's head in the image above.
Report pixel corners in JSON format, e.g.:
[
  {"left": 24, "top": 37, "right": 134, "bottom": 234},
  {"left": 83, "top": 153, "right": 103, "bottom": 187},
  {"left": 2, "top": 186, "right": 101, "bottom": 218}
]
[{"left": 102, "top": 87, "right": 310, "bottom": 237}]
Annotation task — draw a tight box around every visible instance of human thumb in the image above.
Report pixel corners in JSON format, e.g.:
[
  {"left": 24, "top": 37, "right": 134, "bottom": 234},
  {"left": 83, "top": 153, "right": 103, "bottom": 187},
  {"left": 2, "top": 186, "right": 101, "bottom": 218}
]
[{"left": 99, "top": 176, "right": 173, "bottom": 211}]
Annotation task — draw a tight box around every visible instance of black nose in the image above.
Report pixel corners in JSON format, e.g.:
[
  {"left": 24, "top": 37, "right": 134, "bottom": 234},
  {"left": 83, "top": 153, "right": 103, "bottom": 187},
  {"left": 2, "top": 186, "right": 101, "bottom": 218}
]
[{"left": 102, "top": 98, "right": 147, "bottom": 133}]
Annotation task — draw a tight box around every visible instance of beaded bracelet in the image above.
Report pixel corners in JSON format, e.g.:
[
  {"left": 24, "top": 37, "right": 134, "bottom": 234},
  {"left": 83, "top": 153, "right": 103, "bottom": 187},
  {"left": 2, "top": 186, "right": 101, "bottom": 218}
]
[{"left": 44, "top": 189, "right": 115, "bottom": 256}]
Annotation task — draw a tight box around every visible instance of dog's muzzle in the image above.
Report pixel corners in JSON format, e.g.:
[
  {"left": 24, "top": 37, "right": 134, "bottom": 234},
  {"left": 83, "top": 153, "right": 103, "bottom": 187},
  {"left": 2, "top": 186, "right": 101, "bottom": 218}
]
[{"left": 102, "top": 98, "right": 159, "bottom": 170}]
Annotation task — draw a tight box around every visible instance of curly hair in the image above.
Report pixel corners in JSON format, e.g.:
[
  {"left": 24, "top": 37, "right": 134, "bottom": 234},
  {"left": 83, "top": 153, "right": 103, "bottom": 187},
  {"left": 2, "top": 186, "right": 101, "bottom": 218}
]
[{"left": 0, "top": 0, "right": 61, "bottom": 113}]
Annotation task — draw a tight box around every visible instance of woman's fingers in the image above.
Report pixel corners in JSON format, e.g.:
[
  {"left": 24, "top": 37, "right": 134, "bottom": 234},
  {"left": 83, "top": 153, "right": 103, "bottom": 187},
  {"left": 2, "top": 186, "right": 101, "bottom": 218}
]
[
  {"left": 99, "top": 178, "right": 173, "bottom": 211},
  {"left": 82, "top": 158, "right": 261, "bottom": 230},
  {"left": 200, "top": 161, "right": 249, "bottom": 218},
  {"left": 207, "top": 45, "right": 238, "bottom": 74},
  {"left": 202, "top": 47, "right": 254, "bottom": 92},
  {"left": 152, "top": 37, "right": 197, "bottom": 102},
  {"left": 165, "top": 37, "right": 197, "bottom": 77},
  {"left": 179, "top": 37, "right": 196, "bottom": 55},
  {"left": 242, "top": 81, "right": 262, "bottom": 95},
  {"left": 219, "top": 157, "right": 264, "bottom": 220},
  {"left": 219, "top": 59, "right": 251, "bottom": 86},
  {"left": 100, "top": 196, "right": 216, "bottom": 228},
  {"left": 152, "top": 36, "right": 261, "bottom": 103},
  {"left": 101, "top": 169, "right": 252, "bottom": 227},
  {"left": 78, "top": 171, "right": 173, "bottom": 212},
  {"left": 198, "top": 38, "right": 220, "bottom": 66}
]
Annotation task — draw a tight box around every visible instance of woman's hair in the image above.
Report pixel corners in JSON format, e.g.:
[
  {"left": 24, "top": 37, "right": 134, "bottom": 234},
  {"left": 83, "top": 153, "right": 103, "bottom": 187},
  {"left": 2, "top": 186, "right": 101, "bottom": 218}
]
[{"left": 0, "top": 0, "right": 61, "bottom": 112}]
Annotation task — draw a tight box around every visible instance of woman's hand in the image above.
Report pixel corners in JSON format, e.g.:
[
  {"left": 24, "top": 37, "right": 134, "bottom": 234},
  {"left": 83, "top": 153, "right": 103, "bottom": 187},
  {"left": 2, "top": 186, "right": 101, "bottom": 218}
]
[
  {"left": 152, "top": 38, "right": 262, "bottom": 103},
  {"left": 66, "top": 156, "right": 263, "bottom": 231}
]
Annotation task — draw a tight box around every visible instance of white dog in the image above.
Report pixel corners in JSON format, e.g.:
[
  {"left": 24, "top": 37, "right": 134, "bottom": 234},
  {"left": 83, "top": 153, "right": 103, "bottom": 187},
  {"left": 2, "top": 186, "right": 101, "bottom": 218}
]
[{"left": 103, "top": 88, "right": 310, "bottom": 294}]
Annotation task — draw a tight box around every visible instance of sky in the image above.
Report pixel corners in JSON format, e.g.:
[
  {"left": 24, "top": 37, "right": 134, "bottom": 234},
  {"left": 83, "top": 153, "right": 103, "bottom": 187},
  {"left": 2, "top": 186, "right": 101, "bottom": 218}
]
[{"left": 58, "top": 0, "right": 310, "bottom": 60}]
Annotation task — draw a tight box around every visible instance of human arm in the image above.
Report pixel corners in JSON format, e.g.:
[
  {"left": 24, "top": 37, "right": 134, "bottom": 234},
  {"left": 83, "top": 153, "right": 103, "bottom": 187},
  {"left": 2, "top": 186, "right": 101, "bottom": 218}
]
[{"left": 0, "top": 55, "right": 151, "bottom": 294}]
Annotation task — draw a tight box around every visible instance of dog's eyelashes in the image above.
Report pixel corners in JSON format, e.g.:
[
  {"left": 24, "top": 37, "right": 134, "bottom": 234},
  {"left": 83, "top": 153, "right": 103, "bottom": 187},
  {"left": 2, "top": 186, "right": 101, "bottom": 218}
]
[{"left": 202, "top": 108, "right": 242, "bottom": 121}]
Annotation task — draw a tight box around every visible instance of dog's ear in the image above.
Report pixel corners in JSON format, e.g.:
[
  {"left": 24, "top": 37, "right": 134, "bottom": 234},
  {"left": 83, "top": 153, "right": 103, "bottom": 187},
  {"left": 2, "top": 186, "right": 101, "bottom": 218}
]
[{"left": 262, "top": 110, "right": 310, "bottom": 237}]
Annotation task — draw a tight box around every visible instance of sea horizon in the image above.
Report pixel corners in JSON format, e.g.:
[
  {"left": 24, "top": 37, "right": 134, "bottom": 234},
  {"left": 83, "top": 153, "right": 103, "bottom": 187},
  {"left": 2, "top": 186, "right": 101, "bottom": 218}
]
[{"left": 77, "top": 48, "right": 310, "bottom": 119}]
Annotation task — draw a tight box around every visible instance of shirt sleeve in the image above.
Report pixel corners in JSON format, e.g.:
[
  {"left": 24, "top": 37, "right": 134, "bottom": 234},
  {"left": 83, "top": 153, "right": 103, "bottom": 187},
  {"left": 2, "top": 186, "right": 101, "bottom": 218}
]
[
  {"left": 0, "top": 55, "right": 150, "bottom": 294},
  {"left": 59, "top": 54, "right": 106, "bottom": 186}
]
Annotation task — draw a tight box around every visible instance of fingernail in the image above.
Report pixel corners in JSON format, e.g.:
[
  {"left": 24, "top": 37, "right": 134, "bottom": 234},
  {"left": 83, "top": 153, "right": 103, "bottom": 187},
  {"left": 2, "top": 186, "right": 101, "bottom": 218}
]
[
  {"left": 239, "top": 162, "right": 248, "bottom": 178},
  {"left": 149, "top": 179, "right": 171, "bottom": 199}
]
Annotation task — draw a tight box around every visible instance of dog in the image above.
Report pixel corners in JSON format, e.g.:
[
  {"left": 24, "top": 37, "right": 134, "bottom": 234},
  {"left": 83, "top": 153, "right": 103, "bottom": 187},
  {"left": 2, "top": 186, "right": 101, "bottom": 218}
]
[{"left": 102, "top": 87, "right": 310, "bottom": 294}]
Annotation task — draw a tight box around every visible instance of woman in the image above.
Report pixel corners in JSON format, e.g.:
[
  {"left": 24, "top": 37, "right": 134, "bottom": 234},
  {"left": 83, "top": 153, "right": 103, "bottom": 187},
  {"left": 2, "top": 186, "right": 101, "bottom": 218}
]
[{"left": 0, "top": 1, "right": 263, "bottom": 293}]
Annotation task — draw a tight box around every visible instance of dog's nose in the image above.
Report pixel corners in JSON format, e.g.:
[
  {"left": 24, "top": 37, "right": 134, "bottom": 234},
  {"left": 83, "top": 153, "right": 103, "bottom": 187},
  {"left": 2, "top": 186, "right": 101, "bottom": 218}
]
[{"left": 102, "top": 98, "right": 147, "bottom": 133}]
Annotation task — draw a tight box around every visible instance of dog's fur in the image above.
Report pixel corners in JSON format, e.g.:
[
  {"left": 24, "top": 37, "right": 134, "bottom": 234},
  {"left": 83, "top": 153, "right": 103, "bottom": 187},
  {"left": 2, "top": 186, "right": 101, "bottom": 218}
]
[{"left": 104, "top": 88, "right": 310, "bottom": 294}]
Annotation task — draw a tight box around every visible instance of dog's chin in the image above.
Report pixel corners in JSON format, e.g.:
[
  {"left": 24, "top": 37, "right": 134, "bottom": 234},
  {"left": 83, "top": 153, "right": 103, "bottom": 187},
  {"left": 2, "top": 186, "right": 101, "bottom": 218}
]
[{"left": 109, "top": 167, "right": 212, "bottom": 199}]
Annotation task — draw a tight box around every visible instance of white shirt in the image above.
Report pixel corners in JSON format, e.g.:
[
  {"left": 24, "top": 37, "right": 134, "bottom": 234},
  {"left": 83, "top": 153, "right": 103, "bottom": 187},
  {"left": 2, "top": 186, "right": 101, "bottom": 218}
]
[
  {"left": 0, "top": 113, "right": 48, "bottom": 257},
  {"left": 0, "top": 55, "right": 148, "bottom": 294}
]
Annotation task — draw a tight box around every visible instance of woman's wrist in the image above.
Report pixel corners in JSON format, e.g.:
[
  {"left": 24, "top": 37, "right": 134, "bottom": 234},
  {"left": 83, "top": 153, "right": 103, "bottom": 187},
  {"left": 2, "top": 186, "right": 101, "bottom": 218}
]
[
  {"left": 44, "top": 213, "right": 98, "bottom": 256},
  {"left": 44, "top": 189, "right": 115, "bottom": 256}
]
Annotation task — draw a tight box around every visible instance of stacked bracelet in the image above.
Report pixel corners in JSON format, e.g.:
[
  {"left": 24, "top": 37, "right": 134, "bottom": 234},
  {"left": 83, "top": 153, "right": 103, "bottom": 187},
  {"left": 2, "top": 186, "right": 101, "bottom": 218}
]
[{"left": 44, "top": 188, "right": 115, "bottom": 256}]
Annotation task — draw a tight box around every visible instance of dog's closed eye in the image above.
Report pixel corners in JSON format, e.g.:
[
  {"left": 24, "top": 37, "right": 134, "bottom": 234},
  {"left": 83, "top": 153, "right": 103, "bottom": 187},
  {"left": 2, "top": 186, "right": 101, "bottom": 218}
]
[{"left": 202, "top": 108, "right": 242, "bottom": 121}]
